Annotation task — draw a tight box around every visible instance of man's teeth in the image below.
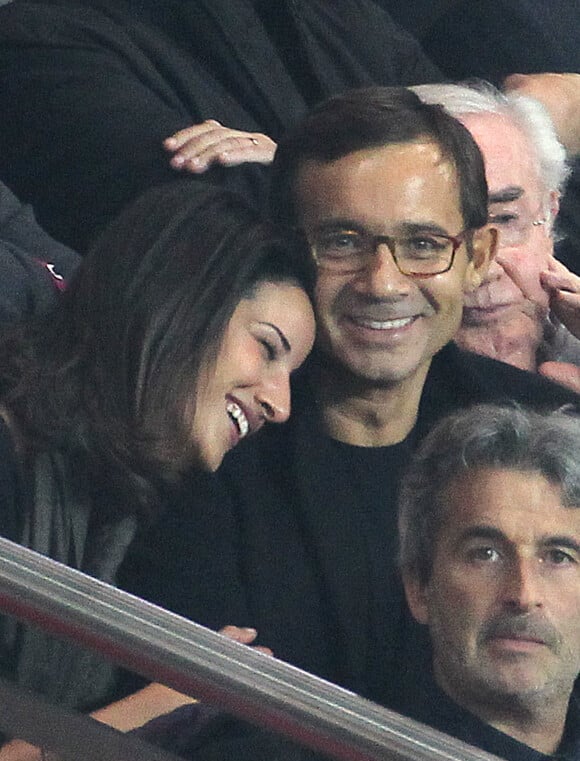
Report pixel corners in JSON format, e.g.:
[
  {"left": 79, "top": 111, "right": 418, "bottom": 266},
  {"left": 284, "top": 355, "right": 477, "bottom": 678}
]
[
  {"left": 355, "top": 316, "right": 414, "bottom": 329},
  {"left": 226, "top": 401, "right": 249, "bottom": 438}
]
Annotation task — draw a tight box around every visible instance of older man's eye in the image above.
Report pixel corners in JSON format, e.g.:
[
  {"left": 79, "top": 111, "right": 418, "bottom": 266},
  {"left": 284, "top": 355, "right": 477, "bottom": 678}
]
[{"left": 489, "top": 212, "right": 519, "bottom": 227}]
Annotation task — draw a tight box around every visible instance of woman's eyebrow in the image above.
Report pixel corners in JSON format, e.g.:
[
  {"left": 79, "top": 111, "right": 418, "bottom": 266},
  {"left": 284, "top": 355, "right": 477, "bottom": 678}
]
[{"left": 260, "top": 322, "right": 290, "bottom": 352}]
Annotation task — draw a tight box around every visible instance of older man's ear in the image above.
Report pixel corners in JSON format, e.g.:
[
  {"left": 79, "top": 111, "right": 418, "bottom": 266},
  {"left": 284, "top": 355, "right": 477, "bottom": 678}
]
[
  {"left": 464, "top": 224, "right": 498, "bottom": 292},
  {"left": 548, "top": 190, "right": 561, "bottom": 225}
]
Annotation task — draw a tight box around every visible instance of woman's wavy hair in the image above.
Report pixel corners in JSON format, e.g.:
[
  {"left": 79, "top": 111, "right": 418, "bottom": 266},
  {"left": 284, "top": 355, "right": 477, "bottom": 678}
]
[{"left": 0, "top": 181, "right": 314, "bottom": 517}]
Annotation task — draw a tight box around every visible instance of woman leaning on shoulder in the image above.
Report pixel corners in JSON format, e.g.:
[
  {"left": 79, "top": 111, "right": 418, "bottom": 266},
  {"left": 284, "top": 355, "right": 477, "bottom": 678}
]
[{"left": 0, "top": 180, "right": 316, "bottom": 753}]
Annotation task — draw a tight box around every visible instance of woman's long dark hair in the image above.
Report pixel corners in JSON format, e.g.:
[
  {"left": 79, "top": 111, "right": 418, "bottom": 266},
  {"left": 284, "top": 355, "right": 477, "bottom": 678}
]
[{"left": 0, "top": 181, "right": 314, "bottom": 517}]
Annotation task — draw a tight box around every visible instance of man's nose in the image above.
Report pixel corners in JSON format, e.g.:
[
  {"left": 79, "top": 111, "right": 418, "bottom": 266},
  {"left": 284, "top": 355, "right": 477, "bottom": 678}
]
[
  {"left": 502, "top": 557, "right": 543, "bottom": 612},
  {"left": 255, "top": 371, "right": 291, "bottom": 424},
  {"left": 353, "top": 243, "right": 412, "bottom": 297},
  {"left": 481, "top": 255, "right": 506, "bottom": 282}
]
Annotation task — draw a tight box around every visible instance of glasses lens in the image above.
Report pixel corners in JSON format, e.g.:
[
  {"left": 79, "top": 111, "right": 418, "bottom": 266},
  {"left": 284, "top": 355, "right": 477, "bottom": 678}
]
[
  {"left": 312, "top": 230, "right": 367, "bottom": 271},
  {"left": 310, "top": 230, "right": 458, "bottom": 275},
  {"left": 396, "top": 234, "right": 455, "bottom": 275}
]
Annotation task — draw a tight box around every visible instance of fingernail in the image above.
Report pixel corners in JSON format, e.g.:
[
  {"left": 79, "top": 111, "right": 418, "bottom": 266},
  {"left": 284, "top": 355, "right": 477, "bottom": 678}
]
[
  {"left": 170, "top": 155, "right": 185, "bottom": 167},
  {"left": 187, "top": 157, "right": 204, "bottom": 170}
]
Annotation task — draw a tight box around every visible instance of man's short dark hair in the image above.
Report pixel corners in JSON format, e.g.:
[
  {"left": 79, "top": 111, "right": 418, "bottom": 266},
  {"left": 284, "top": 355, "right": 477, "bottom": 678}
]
[
  {"left": 398, "top": 404, "right": 580, "bottom": 584},
  {"left": 270, "top": 86, "right": 488, "bottom": 233}
]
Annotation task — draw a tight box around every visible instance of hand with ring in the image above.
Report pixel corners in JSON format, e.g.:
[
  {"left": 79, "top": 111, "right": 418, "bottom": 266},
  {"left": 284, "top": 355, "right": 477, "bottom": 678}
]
[{"left": 164, "top": 119, "right": 277, "bottom": 173}]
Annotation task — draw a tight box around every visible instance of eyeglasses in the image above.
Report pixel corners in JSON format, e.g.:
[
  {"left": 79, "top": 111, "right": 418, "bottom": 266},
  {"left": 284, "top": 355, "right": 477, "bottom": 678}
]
[
  {"left": 488, "top": 205, "right": 548, "bottom": 247},
  {"left": 309, "top": 228, "right": 468, "bottom": 277}
]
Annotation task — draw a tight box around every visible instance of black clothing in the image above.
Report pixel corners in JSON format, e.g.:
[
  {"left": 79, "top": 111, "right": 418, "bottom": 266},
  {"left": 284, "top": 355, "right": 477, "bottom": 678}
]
[
  {"left": 0, "top": 181, "right": 79, "bottom": 321},
  {"left": 0, "top": 417, "right": 23, "bottom": 548},
  {"left": 417, "top": 0, "right": 580, "bottom": 82},
  {"left": 0, "top": 0, "right": 441, "bottom": 251},
  {"left": 558, "top": 162, "right": 580, "bottom": 277},
  {"left": 120, "top": 343, "right": 579, "bottom": 707},
  {"left": 378, "top": 0, "right": 461, "bottom": 40},
  {"left": 395, "top": 668, "right": 580, "bottom": 761},
  {"left": 380, "top": 0, "right": 580, "bottom": 79},
  {"left": 127, "top": 672, "right": 580, "bottom": 761}
]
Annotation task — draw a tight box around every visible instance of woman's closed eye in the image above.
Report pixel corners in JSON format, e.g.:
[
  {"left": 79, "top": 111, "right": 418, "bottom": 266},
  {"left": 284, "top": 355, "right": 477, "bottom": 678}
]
[{"left": 259, "top": 338, "right": 278, "bottom": 361}]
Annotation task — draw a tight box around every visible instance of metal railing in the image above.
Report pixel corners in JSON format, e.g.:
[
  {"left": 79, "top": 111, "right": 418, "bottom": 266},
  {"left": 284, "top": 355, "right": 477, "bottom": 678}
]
[{"left": 0, "top": 536, "right": 501, "bottom": 761}]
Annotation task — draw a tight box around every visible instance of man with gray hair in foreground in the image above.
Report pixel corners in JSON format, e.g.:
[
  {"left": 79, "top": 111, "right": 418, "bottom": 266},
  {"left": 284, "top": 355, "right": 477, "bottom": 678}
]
[
  {"left": 399, "top": 404, "right": 580, "bottom": 760},
  {"left": 413, "top": 81, "right": 580, "bottom": 392}
]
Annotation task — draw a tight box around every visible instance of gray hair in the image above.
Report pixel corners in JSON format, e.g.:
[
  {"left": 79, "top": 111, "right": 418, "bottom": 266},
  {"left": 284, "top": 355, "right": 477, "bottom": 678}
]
[
  {"left": 398, "top": 404, "right": 580, "bottom": 584},
  {"left": 412, "top": 81, "right": 570, "bottom": 199}
]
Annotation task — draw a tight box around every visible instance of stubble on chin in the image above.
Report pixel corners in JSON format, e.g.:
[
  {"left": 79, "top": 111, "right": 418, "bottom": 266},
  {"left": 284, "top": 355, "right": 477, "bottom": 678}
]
[{"left": 455, "top": 312, "right": 545, "bottom": 372}]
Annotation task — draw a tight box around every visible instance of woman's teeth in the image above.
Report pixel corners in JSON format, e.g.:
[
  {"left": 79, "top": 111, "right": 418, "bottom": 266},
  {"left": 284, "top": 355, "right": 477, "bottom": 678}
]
[{"left": 226, "top": 401, "right": 249, "bottom": 438}]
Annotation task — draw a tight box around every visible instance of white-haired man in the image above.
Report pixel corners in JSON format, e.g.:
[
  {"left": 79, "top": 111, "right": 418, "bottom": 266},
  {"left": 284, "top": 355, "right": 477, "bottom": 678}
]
[{"left": 414, "top": 82, "right": 580, "bottom": 392}]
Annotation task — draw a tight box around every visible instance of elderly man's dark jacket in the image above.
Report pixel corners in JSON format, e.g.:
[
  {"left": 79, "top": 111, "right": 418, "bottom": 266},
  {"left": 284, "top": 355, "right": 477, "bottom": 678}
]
[
  {"left": 120, "top": 344, "right": 579, "bottom": 707},
  {"left": 0, "top": 0, "right": 440, "bottom": 251}
]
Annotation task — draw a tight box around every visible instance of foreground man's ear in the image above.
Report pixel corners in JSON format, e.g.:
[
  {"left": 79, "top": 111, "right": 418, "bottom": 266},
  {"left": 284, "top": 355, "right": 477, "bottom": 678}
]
[{"left": 402, "top": 569, "right": 430, "bottom": 626}]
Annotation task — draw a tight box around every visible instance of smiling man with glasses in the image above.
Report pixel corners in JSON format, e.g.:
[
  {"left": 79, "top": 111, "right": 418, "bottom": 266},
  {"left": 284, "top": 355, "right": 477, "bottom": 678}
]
[
  {"left": 122, "top": 88, "right": 579, "bottom": 721},
  {"left": 276, "top": 96, "right": 495, "bottom": 435}
]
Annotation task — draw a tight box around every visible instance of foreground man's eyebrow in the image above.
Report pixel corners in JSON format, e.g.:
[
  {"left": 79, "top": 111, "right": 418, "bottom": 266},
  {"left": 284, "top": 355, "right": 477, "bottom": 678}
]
[{"left": 541, "top": 536, "right": 580, "bottom": 555}]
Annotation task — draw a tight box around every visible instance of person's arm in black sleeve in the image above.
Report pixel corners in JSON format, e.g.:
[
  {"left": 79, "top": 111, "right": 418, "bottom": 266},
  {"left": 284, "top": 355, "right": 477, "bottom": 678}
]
[{"left": 0, "top": 3, "right": 266, "bottom": 252}]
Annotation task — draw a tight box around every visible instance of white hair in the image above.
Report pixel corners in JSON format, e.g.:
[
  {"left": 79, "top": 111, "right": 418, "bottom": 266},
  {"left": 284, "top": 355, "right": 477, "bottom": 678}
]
[{"left": 412, "top": 81, "right": 570, "bottom": 197}]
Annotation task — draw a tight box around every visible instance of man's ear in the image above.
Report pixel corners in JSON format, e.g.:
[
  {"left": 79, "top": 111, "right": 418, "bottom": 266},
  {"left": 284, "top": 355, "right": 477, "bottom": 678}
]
[
  {"left": 549, "top": 190, "right": 560, "bottom": 219},
  {"left": 402, "top": 569, "right": 430, "bottom": 625},
  {"left": 464, "top": 224, "right": 498, "bottom": 293},
  {"left": 547, "top": 190, "right": 560, "bottom": 236}
]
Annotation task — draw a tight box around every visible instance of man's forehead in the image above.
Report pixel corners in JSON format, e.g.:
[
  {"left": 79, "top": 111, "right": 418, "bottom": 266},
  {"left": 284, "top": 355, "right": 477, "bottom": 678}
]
[
  {"left": 439, "top": 468, "right": 580, "bottom": 532},
  {"left": 460, "top": 112, "right": 543, "bottom": 201},
  {"left": 294, "top": 142, "right": 462, "bottom": 227},
  {"left": 296, "top": 140, "right": 451, "bottom": 180}
]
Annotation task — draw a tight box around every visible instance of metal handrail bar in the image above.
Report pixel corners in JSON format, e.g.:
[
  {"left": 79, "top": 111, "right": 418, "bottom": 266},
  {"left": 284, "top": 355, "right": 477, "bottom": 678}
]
[{"left": 0, "top": 536, "right": 500, "bottom": 761}]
